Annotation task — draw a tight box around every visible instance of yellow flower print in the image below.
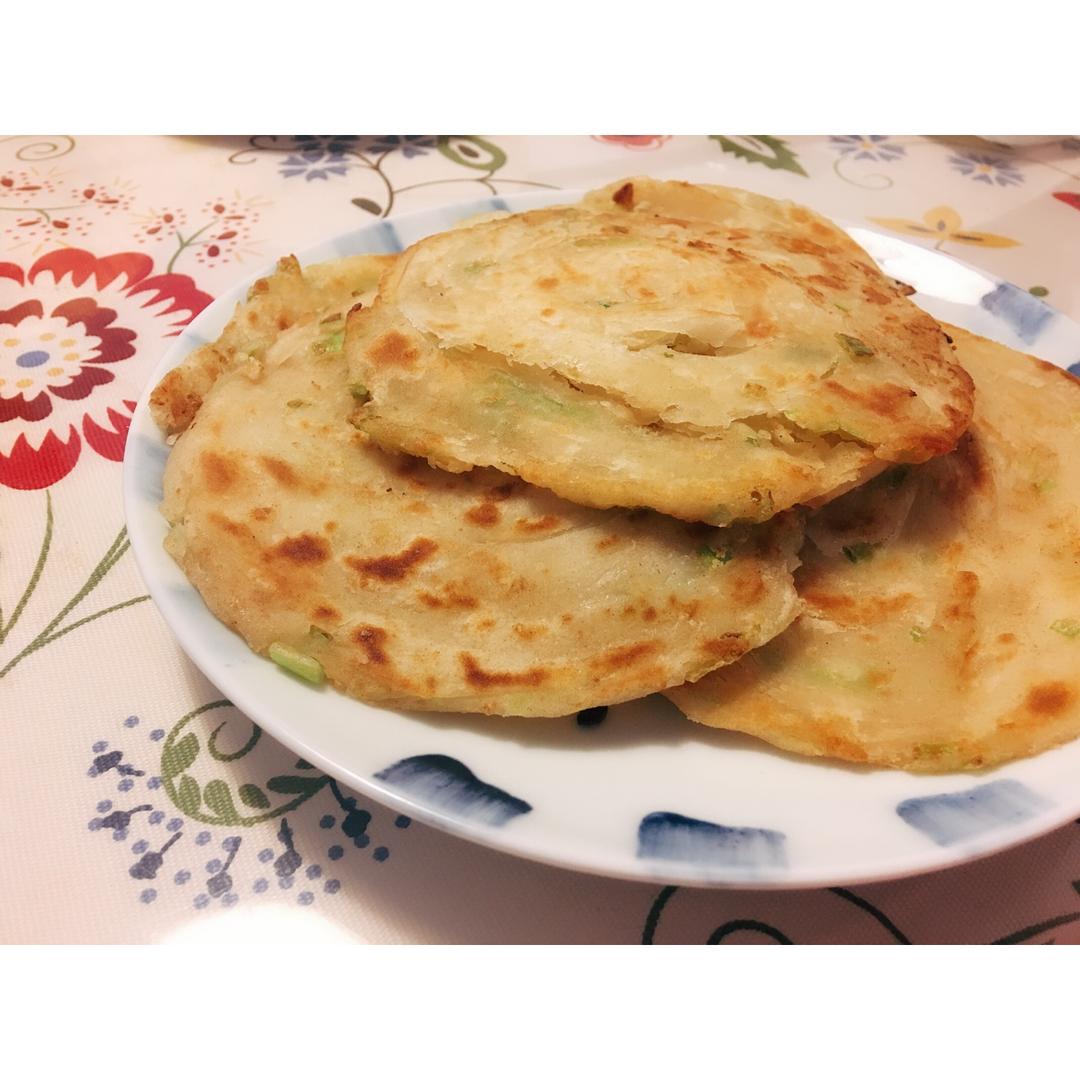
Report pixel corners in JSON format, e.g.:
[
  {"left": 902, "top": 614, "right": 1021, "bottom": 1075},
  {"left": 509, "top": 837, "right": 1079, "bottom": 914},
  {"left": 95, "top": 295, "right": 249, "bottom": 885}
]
[{"left": 870, "top": 205, "right": 1019, "bottom": 251}]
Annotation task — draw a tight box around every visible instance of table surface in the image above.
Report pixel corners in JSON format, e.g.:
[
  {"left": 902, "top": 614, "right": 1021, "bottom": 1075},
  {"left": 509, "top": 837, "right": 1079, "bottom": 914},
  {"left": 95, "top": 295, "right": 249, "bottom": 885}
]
[{"left": 4, "top": 134, "right": 1080, "bottom": 944}]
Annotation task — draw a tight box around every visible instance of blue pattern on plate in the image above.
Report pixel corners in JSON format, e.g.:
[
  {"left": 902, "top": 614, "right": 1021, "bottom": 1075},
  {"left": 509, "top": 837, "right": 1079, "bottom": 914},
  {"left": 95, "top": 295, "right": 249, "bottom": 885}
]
[
  {"left": 374, "top": 754, "right": 532, "bottom": 826},
  {"left": 896, "top": 780, "right": 1051, "bottom": 847},
  {"left": 177, "top": 329, "right": 209, "bottom": 350},
  {"left": 1067, "top": 360, "right": 1080, "bottom": 378},
  {"left": 131, "top": 434, "right": 169, "bottom": 504},
  {"left": 637, "top": 811, "right": 786, "bottom": 869},
  {"left": 979, "top": 283, "right": 1054, "bottom": 344},
  {"left": 335, "top": 219, "right": 403, "bottom": 256}
]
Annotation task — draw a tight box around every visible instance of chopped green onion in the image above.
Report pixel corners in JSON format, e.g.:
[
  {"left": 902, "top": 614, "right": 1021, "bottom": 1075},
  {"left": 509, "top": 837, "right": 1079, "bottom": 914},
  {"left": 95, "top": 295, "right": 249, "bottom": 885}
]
[
  {"left": 308, "top": 625, "right": 332, "bottom": 642},
  {"left": 464, "top": 260, "right": 494, "bottom": 273},
  {"left": 698, "top": 544, "right": 734, "bottom": 564},
  {"left": 268, "top": 642, "right": 325, "bottom": 684},
  {"left": 842, "top": 542, "right": 875, "bottom": 563},
  {"left": 833, "top": 301, "right": 850, "bottom": 314},
  {"left": 1050, "top": 619, "right": 1080, "bottom": 639},
  {"left": 836, "top": 333, "right": 875, "bottom": 359},
  {"left": 910, "top": 625, "right": 928, "bottom": 643},
  {"left": 1033, "top": 477, "right": 1057, "bottom": 494},
  {"left": 286, "top": 399, "right": 309, "bottom": 409},
  {"left": 663, "top": 350, "right": 675, "bottom": 358},
  {"left": 320, "top": 313, "right": 344, "bottom": 326},
  {"left": 349, "top": 383, "right": 371, "bottom": 403},
  {"left": 313, "top": 329, "right": 345, "bottom": 354},
  {"left": 596, "top": 300, "right": 615, "bottom": 308}
]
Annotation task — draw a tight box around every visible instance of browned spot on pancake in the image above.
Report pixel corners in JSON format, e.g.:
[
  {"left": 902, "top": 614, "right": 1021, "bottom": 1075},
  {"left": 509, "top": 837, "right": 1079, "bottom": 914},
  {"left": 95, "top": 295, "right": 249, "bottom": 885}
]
[
  {"left": 540, "top": 307, "right": 556, "bottom": 317},
  {"left": 352, "top": 625, "right": 389, "bottom": 664},
  {"left": 810, "top": 222, "right": 834, "bottom": 239},
  {"left": 746, "top": 312, "right": 776, "bottom": 339},
  {"left": 638, "top": 287, "right": 657, "bottom": 299},
  {"left": 804, "top": 590, "right": 914, "bottom": 625},
  {"left": 249, "top": 506, "right": 273, "bottom": 522},
  {"left": 367, "top": 331, "right": 418, "bottom": 368},
  {"left": 862, "top": 285, "right": 892, "bottom": 305},
  {"left": 1025, "top": 681, "right": 1074, "bottom": 716},
  {"left": 251, "top": 278, "right": 269, "bottom": 294},
  {"left": 998, "top": 632, "right": 1017, "bottom": 644},
  {"left": 595, "top": 535, "right": 621, "bottom": 552},
  {"left": 700, "top": 633, "right": 747, "bottom": 664},
  {"left": 476, "top": 617, "right": 497, "bottom": 630},
  {"left": 824, "top": 379, "right": 917, "bottom": 419},
  {"left": 200, "top": 451, "right": 238, "bottom": 493},
  {"left": 943, "top": 570, "right": 979, "bottom": 622},
  {"left": 612, "top": 182, "right": 634, "bottom": 209},
  {"left": 668, "top": 595, "right": 700, "bottom": 619},
  {"left": 465, "top": 502, "right": 501, "bottom": 527},
  {"left": 805, "top": 286, "right": 825, "bottom": 303},
  {"left": 687, "top": 239, "right": 718, "bottom": 252},
  {"left": 561, "top": 612, "right": 574, "bottom": 624},
  {"left": 273, "top": 533, "right": 330, "bottom": 564},
  {"left": 516, "top": 514, "right": 561, "bottom": 533},
  {"left": 348, "top": 537, "right": 438, "bottom": 582},
  {"left": 312, "top": 604, "right": 339, "bottom": 622},
  {"left": 643, "top": 606, "right": 658, "bottom": 622},
  {"left": 512, "top": 623, "right": 547, "bottom": 641},
  {"left": 726, "top": 228, "right": 751, "bottom": 242},
  {"left": 276, "top": 315, "right": 291, "bottom": 331},
  {"left": 323, "top": 521, "right": 338, "bottom": 534},
  {"left": 488, "top": 481, "right": 519, "bottom": 501},
  {"left": 726, "top": 247, "right": 750, "bottom": 262},
  {"left": 731, "top": 570, "right": 766, "bottom": 606},
  {"left": 779, "top": 236, "right": 829, "bottom": 257},
  {"left": 246, "top": 311, "right": 259, "bottom": 326},
  {"left": 591, "top": 641, "right": 658, "bottom": 673},
  {"left": 790, "top": 208, "right": 812, "bottom": 224},
  {"left": 460, "top": 653, "right": 548, "bottom": 688},
  {"left": 209, "top": 512, "right": 246, "bottom": 538},
  {"left": 535, "top": 276, "right": 559, "bottom": 291},
  {"left": 259, "top": 455, "right": 299, "bottom": 487},
  {"left": 807, "top": 273, "right": 847, "bottom": 290},
  {"left": 417, "top": 584, "right": 478, "bottom": 610}
]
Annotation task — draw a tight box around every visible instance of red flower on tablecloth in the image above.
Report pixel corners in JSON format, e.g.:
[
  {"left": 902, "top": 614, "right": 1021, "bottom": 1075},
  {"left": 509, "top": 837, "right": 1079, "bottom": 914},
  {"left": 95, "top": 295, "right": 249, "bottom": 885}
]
[
  {"left": 1, "top": 174, "right": 138, "bottom": 255},
  {"left": 1053, "top": 192, "right": 1080, "bottom": 212},
  {"left": 0, "top": 249, "right": 211, "bottom": 490},
  {"left": 591, "top": 135, "right": 672, "bottom": 150}
]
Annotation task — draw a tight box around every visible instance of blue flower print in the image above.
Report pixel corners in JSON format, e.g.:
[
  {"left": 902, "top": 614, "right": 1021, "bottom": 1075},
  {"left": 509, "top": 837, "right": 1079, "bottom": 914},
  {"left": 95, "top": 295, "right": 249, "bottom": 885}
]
[
  {"left": 830, "top": 135, "right": 906, "bottom": 162},
  {"left": 949, "top": 152, "right": 1024, "bottom": 187}
]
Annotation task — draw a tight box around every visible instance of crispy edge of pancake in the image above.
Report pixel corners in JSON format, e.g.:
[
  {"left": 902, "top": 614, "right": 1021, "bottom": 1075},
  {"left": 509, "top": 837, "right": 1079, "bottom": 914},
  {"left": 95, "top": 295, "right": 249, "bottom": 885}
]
[{"left": 149, "top": 253, "right": 394, "bottom": 437}]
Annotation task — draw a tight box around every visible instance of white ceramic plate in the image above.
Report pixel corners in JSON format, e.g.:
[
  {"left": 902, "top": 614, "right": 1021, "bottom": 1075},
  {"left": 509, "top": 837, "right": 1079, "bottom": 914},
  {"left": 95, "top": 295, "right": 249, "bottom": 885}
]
[{"left": 123, "top": 190, "right": 1080, "bottom": 889}]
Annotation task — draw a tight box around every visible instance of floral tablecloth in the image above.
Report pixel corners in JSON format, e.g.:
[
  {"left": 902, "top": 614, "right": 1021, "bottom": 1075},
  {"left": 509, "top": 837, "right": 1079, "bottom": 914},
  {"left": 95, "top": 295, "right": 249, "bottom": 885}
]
[{"left": 4, "top": 134, "right": 1080, "bottom": 944}]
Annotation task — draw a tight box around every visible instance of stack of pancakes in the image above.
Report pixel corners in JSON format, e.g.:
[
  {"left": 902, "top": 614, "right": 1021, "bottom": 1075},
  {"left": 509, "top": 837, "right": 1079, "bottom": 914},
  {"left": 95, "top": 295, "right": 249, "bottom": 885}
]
[{"left": 151, "top": 178, "right": 1080, "bottom": 773}]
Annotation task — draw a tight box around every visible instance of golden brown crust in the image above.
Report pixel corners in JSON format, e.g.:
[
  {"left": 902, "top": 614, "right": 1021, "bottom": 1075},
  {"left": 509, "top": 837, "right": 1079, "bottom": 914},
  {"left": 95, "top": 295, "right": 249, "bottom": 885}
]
[
  {"left": 156, "top": 258, "right": 803, "bottom": 716},
  {"left": 345, "top": 179, "right": 972, "bottom": 524},
  {"left": 669, "top": 326, "right": 1080, "bottom": 772}
]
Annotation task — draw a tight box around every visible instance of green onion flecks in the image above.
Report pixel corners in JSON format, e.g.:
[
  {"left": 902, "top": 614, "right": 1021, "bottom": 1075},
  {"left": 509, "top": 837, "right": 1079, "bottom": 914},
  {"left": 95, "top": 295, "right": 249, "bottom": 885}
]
[{"left": 268, "top": 642, "right": 325, "bottom": 684}]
